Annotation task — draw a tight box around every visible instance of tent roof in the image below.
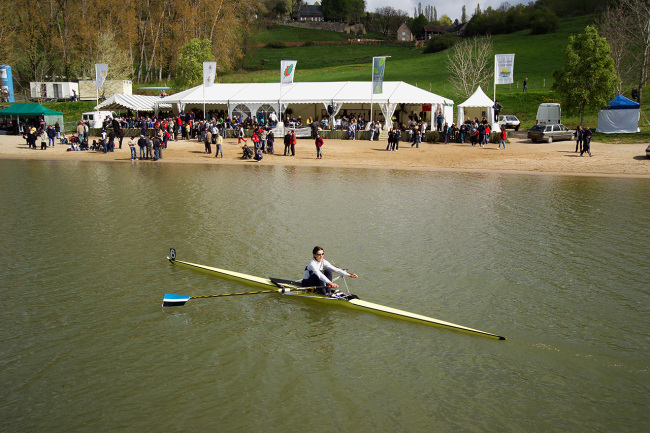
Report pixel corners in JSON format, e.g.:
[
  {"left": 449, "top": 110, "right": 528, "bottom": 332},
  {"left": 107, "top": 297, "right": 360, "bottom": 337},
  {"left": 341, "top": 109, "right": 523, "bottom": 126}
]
[
  {"left": 458, "top": 86, "right": 493, "bottom": 108},
  {"left": 0, "top": 103, "right": 63, "bottom": 116},
  {"left": 605, "top": 94, "right": 640, "bottom": 110},
  {"left": 95, "top": 94, "right": 171, "bottom": 111},
  {"left": 157, "top": 81, "right": 453, "bottom": 106}
]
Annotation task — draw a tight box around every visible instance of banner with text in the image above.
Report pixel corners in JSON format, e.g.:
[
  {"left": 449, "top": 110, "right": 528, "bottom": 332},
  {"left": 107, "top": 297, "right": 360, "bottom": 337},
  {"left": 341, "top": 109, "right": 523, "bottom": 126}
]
[
  {"left": 203, "top": 62, "right": 217, "bottom": 87},
  {"left": 372, "top": 57, "right": 387, "bottom": 94},
  {"left": 95, "top": 64, "right": 108, "bottom": 89},
  {"left": 281, "top": 60, "right": 297, "bottom": 85},
  {"left": 494, "top": 54, "right": 515, "bottom": 85}
]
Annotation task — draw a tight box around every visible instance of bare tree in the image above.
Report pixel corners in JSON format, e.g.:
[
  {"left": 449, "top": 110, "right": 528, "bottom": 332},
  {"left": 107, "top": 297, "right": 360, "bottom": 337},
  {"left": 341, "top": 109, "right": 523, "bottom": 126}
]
[
  {"left": 619, "top": 0, "right": 650, "bottom": 102},
  {"left": 598, "top": 6, "right": 635, "bottom": 93},
  {"left": 374, "top": 6, "right": 409, "bottom": 36},
  {"left": 446, "top": 35, "right": 493, "bottom": 99}
]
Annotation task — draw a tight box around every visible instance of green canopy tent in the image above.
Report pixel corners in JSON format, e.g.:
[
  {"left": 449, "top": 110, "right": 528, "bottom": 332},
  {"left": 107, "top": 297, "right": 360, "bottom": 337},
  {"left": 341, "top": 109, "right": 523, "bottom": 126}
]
[{"left": 0, "top": 103, "right": 64, "bottom": 129}]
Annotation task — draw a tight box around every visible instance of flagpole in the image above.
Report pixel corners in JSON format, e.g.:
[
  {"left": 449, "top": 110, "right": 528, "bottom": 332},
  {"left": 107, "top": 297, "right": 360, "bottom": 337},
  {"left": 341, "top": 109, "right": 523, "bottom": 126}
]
[{"left": 370, "top": 58, "right": 374, "bottom": 124}]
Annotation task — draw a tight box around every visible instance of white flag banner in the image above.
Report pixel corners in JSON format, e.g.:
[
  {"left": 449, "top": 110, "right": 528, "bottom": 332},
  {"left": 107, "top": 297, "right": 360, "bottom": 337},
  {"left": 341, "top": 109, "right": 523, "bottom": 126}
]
[
  {"left": 203, "top": 62, "right": 217, "bottom": 87},
  {"left": 281, "top": 60, "right": 297, "bottom": 85},
  {"left": 95, "top": 63, "right": 108, "bottom": 89},
  {"left": 494, "top": 54, "right": 515, "bottom": 85}
]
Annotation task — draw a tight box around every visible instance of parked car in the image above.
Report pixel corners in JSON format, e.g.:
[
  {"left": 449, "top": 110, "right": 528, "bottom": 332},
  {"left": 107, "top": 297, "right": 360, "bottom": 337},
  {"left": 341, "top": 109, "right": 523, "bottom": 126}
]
[
  {"left": 498, "top": 115, "right": 521, "bottom": 131},
  {"left": 646, "top": 144, "right": 650, "bottom": 158},
  {"left": 528, "top": 123, "right": 573, "bottom": 143}
]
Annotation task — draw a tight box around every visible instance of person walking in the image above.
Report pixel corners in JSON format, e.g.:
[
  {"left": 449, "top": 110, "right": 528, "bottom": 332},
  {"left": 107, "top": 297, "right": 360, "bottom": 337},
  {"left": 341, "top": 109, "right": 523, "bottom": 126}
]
[
  {"left": 238, "top": 125, "right": 247, "bottom": 144},
  {"left": 523, "top": 77, "right": 528, "bottom": 92},
  {"left": 386, "top": 129, "right": 395, "bottom": 151},
  {"left": 315, "top": 134, "right": 324, "bottom": 159},
  {"left": 581, "top": 127, "right": 593, "bottom": 157},
  {"left": 574, "top": 125, "right": 583, "bottom": 153},
  {"left": 498, "top": 127, "right": 506, "bottom": 149}
]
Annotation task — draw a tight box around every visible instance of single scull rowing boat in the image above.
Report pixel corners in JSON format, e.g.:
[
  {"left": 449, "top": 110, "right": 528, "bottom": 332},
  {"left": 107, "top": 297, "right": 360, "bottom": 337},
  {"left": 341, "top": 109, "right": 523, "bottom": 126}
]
[{"left": 163, "top": 249, "right": 506, "bottom": 340}]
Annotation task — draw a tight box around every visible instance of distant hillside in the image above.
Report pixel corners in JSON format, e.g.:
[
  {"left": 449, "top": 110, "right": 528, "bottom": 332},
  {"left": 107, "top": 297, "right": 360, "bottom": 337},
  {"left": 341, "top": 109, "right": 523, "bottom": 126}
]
[{"left": 223, "top": 15, "right": 609, "bottom": 128}]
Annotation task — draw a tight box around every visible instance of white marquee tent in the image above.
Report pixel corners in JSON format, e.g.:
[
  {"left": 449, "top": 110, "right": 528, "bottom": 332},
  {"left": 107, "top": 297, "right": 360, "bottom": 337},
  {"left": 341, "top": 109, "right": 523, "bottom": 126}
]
[
  {"left": 95, "top": 94, "right": 171, "bottom": 113},
  {"left": 154, "top": 81, "right": 454, "bottom": 129},
  {"left": 457, "top": 86, "right": 500, "bottom": 131},
  {"left": 597, "top": 94, "right": 640, "bottom": 133}
]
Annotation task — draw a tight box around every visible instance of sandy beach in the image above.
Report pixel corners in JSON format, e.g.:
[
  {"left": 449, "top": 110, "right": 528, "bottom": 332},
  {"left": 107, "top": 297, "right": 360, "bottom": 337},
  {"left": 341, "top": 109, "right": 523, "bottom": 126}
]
[{"left": 1, "top": 132, "right": 648, "bottom": 178}]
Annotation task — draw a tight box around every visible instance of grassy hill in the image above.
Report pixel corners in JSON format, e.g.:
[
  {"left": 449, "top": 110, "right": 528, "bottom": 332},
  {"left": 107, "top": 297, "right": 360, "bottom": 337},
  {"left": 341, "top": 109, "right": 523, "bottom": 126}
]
[
  {"left": 225, "top": 15, "right": 648, "bottom": 141},
  {"left": 20, "top": 15, "right": 647, "bottom": 141}
]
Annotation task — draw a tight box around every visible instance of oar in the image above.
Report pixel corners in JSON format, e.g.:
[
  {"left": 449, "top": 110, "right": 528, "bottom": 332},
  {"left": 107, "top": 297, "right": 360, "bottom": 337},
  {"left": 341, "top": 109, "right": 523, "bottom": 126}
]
[{"left": 162, "top": 284, "right": 328, "bottom": 307}]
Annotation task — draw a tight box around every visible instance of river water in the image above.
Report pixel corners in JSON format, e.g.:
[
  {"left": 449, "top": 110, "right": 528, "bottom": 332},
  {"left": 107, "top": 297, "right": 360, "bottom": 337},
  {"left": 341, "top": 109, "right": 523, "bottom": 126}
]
[{"left": 1, "top": 159, "right": 648, "bottom": 432}]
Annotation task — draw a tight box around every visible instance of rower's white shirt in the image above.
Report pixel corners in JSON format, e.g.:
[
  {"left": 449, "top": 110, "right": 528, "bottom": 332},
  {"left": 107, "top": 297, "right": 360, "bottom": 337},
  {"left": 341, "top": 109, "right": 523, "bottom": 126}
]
[{"left": 303, "top": 259, "right": 349, "bottom": 284}]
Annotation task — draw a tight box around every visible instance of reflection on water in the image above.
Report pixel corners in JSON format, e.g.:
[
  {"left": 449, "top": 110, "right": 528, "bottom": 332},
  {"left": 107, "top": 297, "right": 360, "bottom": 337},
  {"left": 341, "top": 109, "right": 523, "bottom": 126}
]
[{"left": 1, "top": 159, "right": 648, "bottom": 432}]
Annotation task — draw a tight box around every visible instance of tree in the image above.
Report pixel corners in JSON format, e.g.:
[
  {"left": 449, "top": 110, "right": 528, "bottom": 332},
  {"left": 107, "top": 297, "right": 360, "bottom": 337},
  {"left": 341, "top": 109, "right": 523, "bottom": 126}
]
[
  {"left": 597, "top": 6, "right": 635, "bottom": 93},
  {"left": 439, "top": 14, "right": 452, "bottom": 28},
  {"left": 408, "top": 14, "right": 429, "bottom": 39},
  {"left": 374, "top": 7, "right": 409, "bottom": 36},
  {"left": 619, "top": 0, "right": 650, "bottom": 102},
  {"left": 529, "top": 7, "right": 558, "bottom": 34},
  {"left": 446, "top": 35, "right": 493, "bottom": 99},
  {"left": 461, "top": 5, "right": 467, "bottom": 23},
  {"left": 552, "top": 26, "right": 617, "bottom": 126},
  {"left": 175, "top": 38, "right": 214, "bottom": 88},
  {"left": 95, "top": 31, "right": 133, "bottom": 79}
]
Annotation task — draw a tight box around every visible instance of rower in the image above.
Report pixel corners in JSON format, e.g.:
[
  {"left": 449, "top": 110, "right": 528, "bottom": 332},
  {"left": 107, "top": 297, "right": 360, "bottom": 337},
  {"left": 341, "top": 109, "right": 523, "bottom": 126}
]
[{"left": 302, "top": 246, "right": 358, "bottom": 295}]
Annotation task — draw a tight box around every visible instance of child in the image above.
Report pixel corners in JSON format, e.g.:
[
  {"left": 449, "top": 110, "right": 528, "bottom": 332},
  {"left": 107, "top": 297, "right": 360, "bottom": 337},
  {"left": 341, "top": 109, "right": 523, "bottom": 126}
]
[{"left": 40, "top": 129, "right": 47, "bottom": 150}]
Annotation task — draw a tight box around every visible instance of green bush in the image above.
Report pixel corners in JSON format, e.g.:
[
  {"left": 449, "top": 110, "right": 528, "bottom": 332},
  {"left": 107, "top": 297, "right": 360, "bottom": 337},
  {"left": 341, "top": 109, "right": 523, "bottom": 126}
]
[
  {"left": 530, "top": 8, "right": 559, "bottom": 35},
  {"left": 423, "top": 34, "right": 460, "bottom": 54}
]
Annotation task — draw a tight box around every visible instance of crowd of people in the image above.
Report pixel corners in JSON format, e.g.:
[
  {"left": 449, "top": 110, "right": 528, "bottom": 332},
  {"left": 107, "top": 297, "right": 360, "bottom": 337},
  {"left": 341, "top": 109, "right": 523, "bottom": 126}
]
[{"left": 22, "top": 121, "right": 62, "bottom": 150}]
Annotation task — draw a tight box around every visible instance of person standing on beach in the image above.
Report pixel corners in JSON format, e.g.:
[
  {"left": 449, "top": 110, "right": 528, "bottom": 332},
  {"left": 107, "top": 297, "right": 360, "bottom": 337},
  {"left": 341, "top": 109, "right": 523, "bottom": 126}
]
[
  {"left": 581, "top": 127, "right": 592, "bottom": 157},
  {"left": 574, "top": 125, "right": 583, "bottom": 153},
  {"left": 40, "top": 128, "right": 47, "bottom": 150},
  {"left": 290, "top": 129, "right": 297, "bottom": 156},
  {"left": 205, "top": 129, "right": 212, "bottom": 154},
  {"left": 76, "top": 121, "right": 84, "bottom": 144},
  {"left": 47, "top": 125, "right": 56, "bottom": 147},
  {"left": 215, "top": 132, "right": 223, "bottom": 158},
  {"left": 315, "top": 134, "right": 324, "bottom": 159},
  {"left": 267, "top": 130, "right": 274, "bottom": 154},
  {"left": 129, "top": 136, "right": 137, "bottom": 160},
  {"left": 283, "top": 131, "right": 291, "bottom": 155},
  {"left": 138, "top": 135, "right": 146, "bottom": 159}
]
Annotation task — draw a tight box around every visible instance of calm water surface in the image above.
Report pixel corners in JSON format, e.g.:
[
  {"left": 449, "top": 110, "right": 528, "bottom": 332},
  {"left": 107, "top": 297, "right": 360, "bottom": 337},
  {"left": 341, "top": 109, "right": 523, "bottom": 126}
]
[{"left": 0, "top": 159, "right": 648, "bottom": 432}]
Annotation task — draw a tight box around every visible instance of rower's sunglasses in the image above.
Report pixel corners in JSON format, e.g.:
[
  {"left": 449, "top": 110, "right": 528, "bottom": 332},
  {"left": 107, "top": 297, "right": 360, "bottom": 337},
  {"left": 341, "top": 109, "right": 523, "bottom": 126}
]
[{"left": 315, "top": 253, "right": 324, "bottom": 256}]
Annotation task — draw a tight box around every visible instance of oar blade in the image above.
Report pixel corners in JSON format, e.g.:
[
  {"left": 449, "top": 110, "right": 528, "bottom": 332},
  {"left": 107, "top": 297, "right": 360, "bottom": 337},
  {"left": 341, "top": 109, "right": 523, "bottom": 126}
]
[{"left": 162, "top": 294, "right": 191, "bottom": 307}]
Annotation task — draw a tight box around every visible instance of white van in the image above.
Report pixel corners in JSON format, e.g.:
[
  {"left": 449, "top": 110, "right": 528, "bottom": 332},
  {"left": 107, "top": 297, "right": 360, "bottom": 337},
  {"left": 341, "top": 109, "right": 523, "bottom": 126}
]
[
  {"left": 536, "top": 103, "right": 561, "bottom": 125},
  {"left": 82, "top": 111, "right": 117, "bottom": 129}
]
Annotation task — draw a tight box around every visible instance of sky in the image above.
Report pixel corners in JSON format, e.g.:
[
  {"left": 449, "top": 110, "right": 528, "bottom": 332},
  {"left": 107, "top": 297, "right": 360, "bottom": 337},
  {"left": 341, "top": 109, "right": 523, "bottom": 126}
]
[{"left": 363, "top": 0, "right": 527, "bottom": 22}]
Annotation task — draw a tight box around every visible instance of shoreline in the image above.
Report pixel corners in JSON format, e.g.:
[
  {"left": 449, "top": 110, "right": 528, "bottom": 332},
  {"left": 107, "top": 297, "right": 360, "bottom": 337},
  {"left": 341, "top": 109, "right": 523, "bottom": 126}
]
[{"left": 1, "top": 133, "right": 648, "bottom": 178}]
